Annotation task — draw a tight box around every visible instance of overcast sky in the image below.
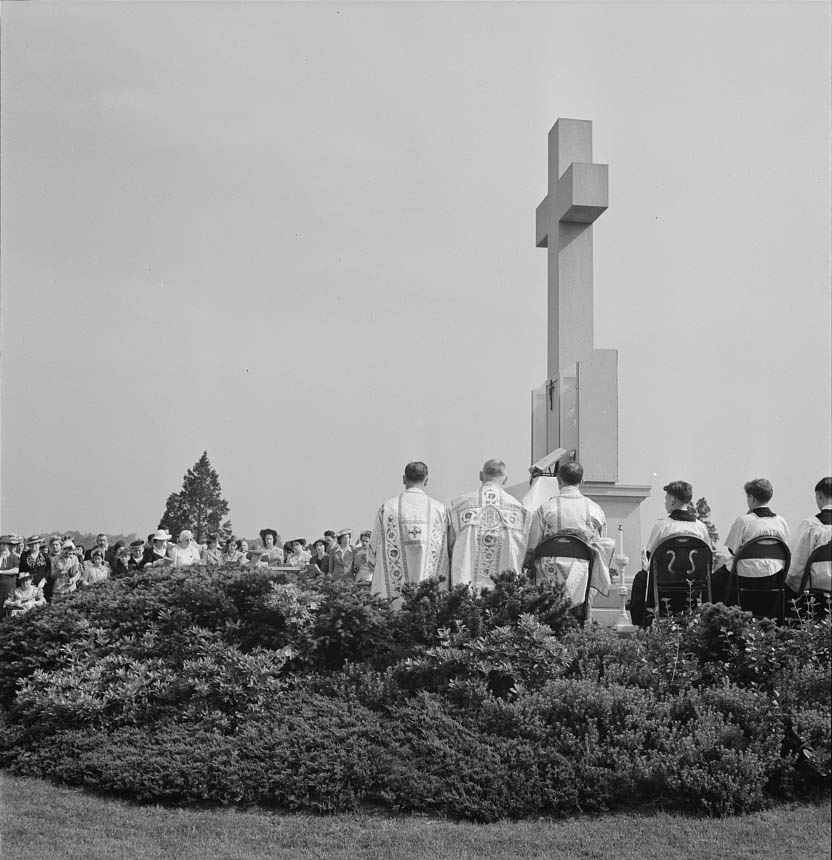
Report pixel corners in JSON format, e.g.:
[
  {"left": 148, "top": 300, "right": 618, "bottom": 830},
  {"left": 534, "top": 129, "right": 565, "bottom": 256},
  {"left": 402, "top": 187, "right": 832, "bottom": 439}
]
[{"left": 1, "top": 1, "right": 830, "bottom": 545}]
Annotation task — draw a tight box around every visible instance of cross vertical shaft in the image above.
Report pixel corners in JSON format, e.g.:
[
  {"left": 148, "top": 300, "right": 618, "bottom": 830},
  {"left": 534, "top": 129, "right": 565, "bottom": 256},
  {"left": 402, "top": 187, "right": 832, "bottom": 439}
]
[{"left": 536, "top": 119, "right": 608, "bottom": 379}]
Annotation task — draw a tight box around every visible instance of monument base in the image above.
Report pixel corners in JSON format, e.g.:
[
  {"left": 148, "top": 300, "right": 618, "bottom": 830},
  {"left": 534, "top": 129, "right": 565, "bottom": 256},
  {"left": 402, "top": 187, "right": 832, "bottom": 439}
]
[{"left": 581, "top": 481, "right": 651, "bottom": 625}]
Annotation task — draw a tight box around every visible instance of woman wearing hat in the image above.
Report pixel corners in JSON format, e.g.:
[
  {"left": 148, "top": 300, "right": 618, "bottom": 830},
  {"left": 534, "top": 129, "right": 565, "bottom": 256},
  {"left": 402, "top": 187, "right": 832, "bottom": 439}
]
[
  {"left": 200, "top": 534, "right": 223, "bottom": 566},
  {"left": 3, "top": 571, "right": 46, "bottom": 617},
  {"left": 328, "top": 530, "right": 354, "bottom": 580},
  {"left": 286, "top": 539, "right": 311, "bottom": 568},
  {"left": 256, "top": 529, "right": 285, "bottom": 567},
  {"left": 50, "top": 540, "right": 83, "bottom": 600},
  {"left": 169, "top": 530, "right": 202, "bottom": 568},
  {"left": 142, "top": 531, "right": 173, "bottom": 568},
  {"left": 18, "top": 536, "right": 49, "bottom": 593}
]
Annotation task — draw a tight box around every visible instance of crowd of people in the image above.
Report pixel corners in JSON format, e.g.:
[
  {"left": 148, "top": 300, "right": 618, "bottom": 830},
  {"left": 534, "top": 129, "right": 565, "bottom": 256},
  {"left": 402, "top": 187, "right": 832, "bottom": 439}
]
[{"left": 1, "top": 462, "right": 830, "bottom": 623}]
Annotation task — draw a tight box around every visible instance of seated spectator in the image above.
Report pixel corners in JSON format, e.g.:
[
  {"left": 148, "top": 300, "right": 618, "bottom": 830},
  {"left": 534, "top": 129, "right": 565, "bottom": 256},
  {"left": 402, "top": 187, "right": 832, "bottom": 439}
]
[
  {"left": 786, "top": 476, "right": 832, "bottom": 595},
  {"left": 257, "top": 529, "right": 285, "bottom": 566},
  {"left": 142, "top": 530, "right": 173, "bottom": 568},
  {"left": 200, "top": 534, "right": 223, "bottom": 566},
  {"left": 286, "top": 539, "right": 311, "bottom": 568},
  {"left": 168, "top": 530, "right": 202, "bottom": 568},
  {"left": 111, "top": 544, "right": 132, "bottom": 577},
  {"left": 81, "top": 547, "right": 111, "bottom": 586},
  {"left": 309, "top": 539, "right": 330, "bottom": 573},
  {"left": 3, "top": 571, "right": 46, "bottom": 617},
  {"left": 128, "top": 539, "right": 146, "bottom": 570},
  {"left": 51, "top": 540, "right": 83, "bottom": 599},
  {"left": 712, "top": 478, "right": 790, "bottom": 601},
  {"left": 630, "top": 481, "right": 712, "bottom": 627},
  {"left": 351, "top": 531, "right": 373, "bottom": 584}
]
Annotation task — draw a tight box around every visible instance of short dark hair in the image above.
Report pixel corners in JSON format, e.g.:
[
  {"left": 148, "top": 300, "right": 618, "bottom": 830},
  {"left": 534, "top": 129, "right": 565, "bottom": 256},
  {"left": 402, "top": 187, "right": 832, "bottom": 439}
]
[
  {"left": 816, "top": 477, "right": 832, "bottom": 497},
  {"left": 559, "top": 461, "right": 584, "bottom": 485},
  {"left": 404, "top": 461, "right": 429, "bottom": 483},
  {"left": 324, "top": 530, "right": 335, "bottom": 538},
  {"left": 744, "top": 478, "right": 773, "bottom": 504},
  {"left": 663, "top": 481, "right": 693, "bottom": 505},
  {"left": 313, "top": 539, "right": 325, "bottom": 549}
]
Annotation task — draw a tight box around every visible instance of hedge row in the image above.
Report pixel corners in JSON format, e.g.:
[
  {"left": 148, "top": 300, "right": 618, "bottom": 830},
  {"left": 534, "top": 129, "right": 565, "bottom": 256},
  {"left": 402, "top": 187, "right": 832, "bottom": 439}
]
[{"left": 0, "top": 566, "right": 828, "bottom": 820}]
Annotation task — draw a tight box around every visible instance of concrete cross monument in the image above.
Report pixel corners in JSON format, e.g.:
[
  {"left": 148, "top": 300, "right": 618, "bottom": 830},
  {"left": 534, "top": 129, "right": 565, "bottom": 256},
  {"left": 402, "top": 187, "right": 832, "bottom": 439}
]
[{"left": 530, "top": 117, "right": 651, "bottom": 624}]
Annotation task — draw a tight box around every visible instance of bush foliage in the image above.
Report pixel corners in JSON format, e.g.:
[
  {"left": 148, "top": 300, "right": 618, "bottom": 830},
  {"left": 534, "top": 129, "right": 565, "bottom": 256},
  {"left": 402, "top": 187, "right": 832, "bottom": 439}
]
[{"left": 0, "top": 565, "right": 828, "bottom": 821}]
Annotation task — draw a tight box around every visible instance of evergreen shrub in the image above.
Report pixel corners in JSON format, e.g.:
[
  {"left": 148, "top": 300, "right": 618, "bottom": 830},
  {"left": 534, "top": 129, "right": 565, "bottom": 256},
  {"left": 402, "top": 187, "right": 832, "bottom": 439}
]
[{"left": 0, "top": 567, "right": 828, "bottom": 819}]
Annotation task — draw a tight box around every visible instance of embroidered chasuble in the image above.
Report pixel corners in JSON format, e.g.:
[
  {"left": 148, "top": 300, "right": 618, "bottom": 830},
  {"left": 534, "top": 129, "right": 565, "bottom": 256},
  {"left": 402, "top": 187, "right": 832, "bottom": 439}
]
[
  {"left": 369, "top": 487, "right": 450, "bottom": 602},
  {"left": 448, "top": 482, "right": 531, "bottom": 592}
]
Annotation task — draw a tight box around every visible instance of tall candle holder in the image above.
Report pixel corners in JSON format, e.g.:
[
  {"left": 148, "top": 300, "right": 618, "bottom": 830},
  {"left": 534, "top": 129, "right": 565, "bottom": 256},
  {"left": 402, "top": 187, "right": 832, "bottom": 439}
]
[{"left": 613, "top": 524, "right": 636, "bottom": 633}]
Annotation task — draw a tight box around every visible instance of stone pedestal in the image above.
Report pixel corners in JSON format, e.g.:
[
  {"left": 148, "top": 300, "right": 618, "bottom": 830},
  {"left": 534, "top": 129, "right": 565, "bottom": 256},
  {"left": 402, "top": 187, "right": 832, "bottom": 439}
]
[{"left": 582, "top": 482, "right": 651, "bottom": 626}]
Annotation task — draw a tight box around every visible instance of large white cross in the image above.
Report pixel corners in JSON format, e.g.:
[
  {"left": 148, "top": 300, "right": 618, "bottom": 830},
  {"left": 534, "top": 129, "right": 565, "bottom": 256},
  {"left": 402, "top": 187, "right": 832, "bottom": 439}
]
[{"left": 535, "top": 119, "right": 608, "bottom": 380}]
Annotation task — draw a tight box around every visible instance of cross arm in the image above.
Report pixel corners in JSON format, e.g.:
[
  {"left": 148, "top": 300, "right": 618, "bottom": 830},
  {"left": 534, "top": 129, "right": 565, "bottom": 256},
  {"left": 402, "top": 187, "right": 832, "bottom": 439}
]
[{"left": 556, "top": 162, "right": 608, "bottom": 224}]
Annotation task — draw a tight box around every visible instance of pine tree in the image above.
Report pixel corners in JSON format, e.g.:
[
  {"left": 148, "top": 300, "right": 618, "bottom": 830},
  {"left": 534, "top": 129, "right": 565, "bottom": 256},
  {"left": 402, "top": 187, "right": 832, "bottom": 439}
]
[
  {"left": 686, "top": 496, "right": 719, "bottom": 544},
  {"left": 158, "top": 452, "right": 232, "bottom": 543}
]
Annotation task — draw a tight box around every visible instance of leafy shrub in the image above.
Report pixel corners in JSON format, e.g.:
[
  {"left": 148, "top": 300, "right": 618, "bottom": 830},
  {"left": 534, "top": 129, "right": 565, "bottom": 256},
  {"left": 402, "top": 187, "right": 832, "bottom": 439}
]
[{"left": 0, "top": 566, "right": 828, "bottom": 820}]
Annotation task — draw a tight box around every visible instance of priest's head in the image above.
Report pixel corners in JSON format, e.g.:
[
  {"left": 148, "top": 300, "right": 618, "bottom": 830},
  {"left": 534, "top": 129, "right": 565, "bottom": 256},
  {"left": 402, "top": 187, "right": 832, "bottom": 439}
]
[
  {"left": 403, "top": 461, "right": 429, "bottom": 487},
  {"left": 480, "top": 459, "right": 507, "bottom": 485},
  {"left": 557, "top": 461, "right": 584, "bottom": 489},
  {"left": 816, "top": 476, "right": 832, "bottom": 508}
]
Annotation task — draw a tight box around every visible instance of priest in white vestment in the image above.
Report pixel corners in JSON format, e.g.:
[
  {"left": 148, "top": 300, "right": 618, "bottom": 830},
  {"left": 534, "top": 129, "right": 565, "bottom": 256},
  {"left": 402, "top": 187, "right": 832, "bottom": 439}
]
[
  {"left": 448, "top": 459, "right": 531, "bottom": 593},
  {"left": 524, "top": 461, "right": 613, "bottom": 607},
  {"left": 369, "top": 461, "right": 450, "bottom": 604}
]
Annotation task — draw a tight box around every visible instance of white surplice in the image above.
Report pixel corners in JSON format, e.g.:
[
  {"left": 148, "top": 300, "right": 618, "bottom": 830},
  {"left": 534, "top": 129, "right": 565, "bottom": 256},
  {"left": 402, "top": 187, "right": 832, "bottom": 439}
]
[
  {"left": 526, "top": 486, "right": 613, "bottom": 606},
  {"left": 724, "top": 509, "right": 791, "bottom": 579},
  {"left": 369, "top": 487, "right": 450, "bottom": 602},
  {"left": 447, "top": 482, "right": 531, "bottom": 593},
  {"left": 785, "top": 507, "right": 832, "bottom": 593}
]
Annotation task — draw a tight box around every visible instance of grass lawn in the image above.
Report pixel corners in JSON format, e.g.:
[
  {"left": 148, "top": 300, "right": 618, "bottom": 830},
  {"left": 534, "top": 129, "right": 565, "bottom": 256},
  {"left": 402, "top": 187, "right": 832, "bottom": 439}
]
[{"left": 1, "top": 775, "right": 830, "bottom": 860}]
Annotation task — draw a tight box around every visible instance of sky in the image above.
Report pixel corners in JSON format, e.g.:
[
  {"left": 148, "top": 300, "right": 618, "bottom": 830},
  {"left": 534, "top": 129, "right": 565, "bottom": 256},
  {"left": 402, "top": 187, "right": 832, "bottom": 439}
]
[{"left": 1, "top": 1, "right": 830, "bottom": 546}]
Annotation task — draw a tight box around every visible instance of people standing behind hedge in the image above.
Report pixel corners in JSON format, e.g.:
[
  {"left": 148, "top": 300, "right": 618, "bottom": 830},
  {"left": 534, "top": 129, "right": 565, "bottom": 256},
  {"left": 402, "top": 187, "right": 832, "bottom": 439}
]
[
  {"left": 3, "top": 571, "right": 46, "bottom": 617},
  {"left": 111, "top": 544, "right": 132, "bottom": 577},
  {"left": 142, "top": 531, "right": 173, "bottom": 568},
  {"left": 50, "top": 540, "right": 83, "bottom": 600},
  {"left": 309, "top": 539, "right": 330, "bottom": 573},
  {"left": 168, "top": 530, "right": 202, "bottom": 568},
  {"left": 81, "top": 547, "right": 111, "bottom": 586},
  {"left": 328, "top": 530, "right": 354, "bottom": 580},
  {"left": 128, "top": 540, "right": 146, "bottom": 570},
  {"left": 18, "top": 536, "right": 49, "bottom": 593},
  {"left": 85, "top": 534, "right": 116, "bottom": 568},
  {"left": 785, "top": 476, "right": 832, "bottom": 595},
  {"left": 257, "top": 529, "right": 284, "bottom": 566},
  {"left": 286, "top": 539, "right": 311, "bottom": 568},
  {"left": 0, "top": 535, "right": 20, "bottom": 611},
  {"left": 222, "top": 536, "right": 247, "bottom": 565},
  {"left": 200, "top": 535, "right": 223, "bottom": 566}
]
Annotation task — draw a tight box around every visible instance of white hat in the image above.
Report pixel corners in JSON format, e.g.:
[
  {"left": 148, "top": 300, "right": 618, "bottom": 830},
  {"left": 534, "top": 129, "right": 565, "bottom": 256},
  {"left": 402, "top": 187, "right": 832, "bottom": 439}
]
[
  {"left": 61, "top": 539, "right": 76, "bottom": 550},
  {"left": 152, "top": 530, "right": 172, "bottom": 542}
]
